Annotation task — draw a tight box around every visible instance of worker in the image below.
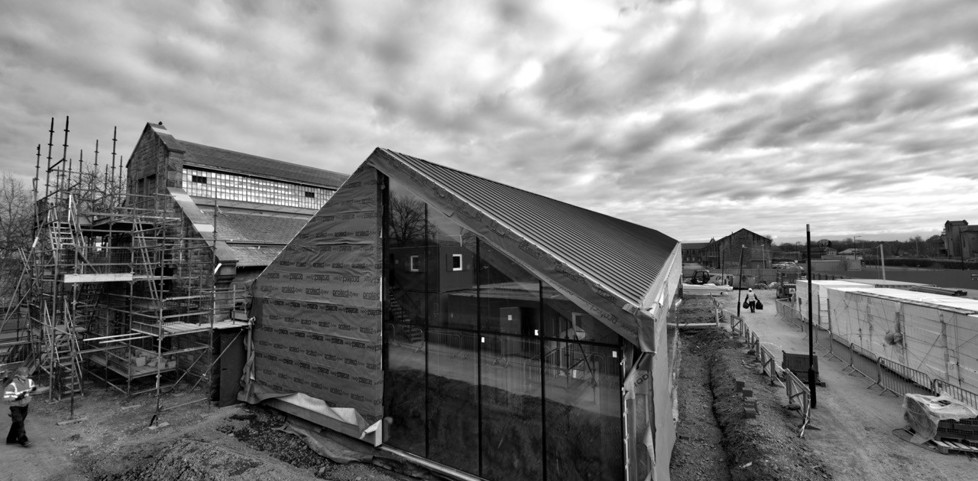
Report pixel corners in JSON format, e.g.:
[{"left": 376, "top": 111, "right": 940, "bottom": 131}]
[
  {"left": 4, "top": 367, "right": 36, "bottom": 447},
  {"left": 744, "top": 288, "right": 760, "bottom": 313}
]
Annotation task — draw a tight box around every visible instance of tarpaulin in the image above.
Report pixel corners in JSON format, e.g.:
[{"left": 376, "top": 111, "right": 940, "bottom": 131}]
[
  {"left": 249, "top": 166, "right": 384, "bottom": 422},
  {"left": 904, "top": 393, "right": 978, "bottom": 444}
]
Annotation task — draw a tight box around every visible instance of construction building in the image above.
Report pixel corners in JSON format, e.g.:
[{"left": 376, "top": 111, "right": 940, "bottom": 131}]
[
  {"left": 245, "top": 148, "right": 683, "bottom": 481},
  {"left": 3, "top": 118, "right": 346, "bottom": 414},
  {"left": 942, "top": 220, "right": 978, "bottom": 259}
]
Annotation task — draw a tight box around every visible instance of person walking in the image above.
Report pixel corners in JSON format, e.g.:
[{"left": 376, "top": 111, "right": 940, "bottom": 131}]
[
  {"left": 4, "top": 367, "right": 35, "bottom": 447},
  {"left": 745, "top": 288, "right": 760, "bottom": 313}
]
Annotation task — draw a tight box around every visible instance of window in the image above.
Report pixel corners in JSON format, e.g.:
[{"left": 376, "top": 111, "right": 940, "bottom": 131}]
[
  {"left": 305, "top": 191, "right": 315, "bottom": 198},
  {"left": 451, "top": 254, "right": 463, "bottom": 271},
  {"left": 409, "top": 255, "right": 421, "bottom": 272},
  {"left": 192, "top": 175, "right": 207, "bottom": 184}
]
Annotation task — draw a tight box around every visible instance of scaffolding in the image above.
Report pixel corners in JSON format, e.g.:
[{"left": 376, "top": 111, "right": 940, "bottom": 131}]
[{"left": 6, "top": 117, "right": 249, "bottom": 417}]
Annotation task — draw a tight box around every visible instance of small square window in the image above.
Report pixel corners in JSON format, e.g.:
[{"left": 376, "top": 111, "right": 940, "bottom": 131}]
[
  {"left": 409, "top": 255, "right": 421, "bottom": 272},
  {"left": 451, "top": 254, "right": 463, "bottom": 271}
]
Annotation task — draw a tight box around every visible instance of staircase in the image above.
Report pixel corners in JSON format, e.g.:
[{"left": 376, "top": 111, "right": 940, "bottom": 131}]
[
  {"left": 388, "top": 289, "right": 424, "bottom": 343},
  {"left": 48, "top": 221, "right": 75, "bottom": 263},
  {"left": 38, "top": 303, "right": 84, "bottom": 399}
]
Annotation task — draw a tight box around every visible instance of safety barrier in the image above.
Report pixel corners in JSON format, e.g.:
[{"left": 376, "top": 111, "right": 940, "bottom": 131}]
[
  {"left": 932, "top": 379, "right": 978, "bottom": 410},
  {"left": 757, "top": 345, "right": 778, "bottom": 383},
  {"left": 874, "top": 357, "right": 935, "bottom": 397},
  {"left": 843, "top": 342, "right": 879, "bottom": 383},
  {"left": 783, "top": 368, "right": 812, "bottom": 433},
  {"left": 729, "top": 312, "right": 745, "bottom": 338}
]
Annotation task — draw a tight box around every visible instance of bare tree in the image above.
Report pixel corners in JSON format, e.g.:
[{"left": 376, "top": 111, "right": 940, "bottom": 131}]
[
  {"left": 0, "top": 173, "right": 34, "bottom": 304},
  {"left": 389, "top": 194, "right": 427, "bottom": 246}
]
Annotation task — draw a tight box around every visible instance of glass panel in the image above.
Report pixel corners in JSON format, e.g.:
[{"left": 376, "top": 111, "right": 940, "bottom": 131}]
[
  {"left": 544, "top": 341, "right": 622, "bottom": 481},
  {"left": 384, "top": 179, "right": 428, "bottom": 454},
  {"left": 426, "top": 207, "right": 477, "bottom": 331},
  {"left": 481, "top": 334, "right": 543, "bottom": 481},
  {"left": 426, "top": 327, "right": 479, "bottom": 472},
  {"left": 479, "top": 243, "right": 540, "bottom": 336},
  {"left": 542, "top": 284, "right": 618, "bottom": 346}
]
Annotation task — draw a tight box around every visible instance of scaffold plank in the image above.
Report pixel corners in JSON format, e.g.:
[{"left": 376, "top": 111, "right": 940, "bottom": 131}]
[{"left": 63, "top": 272, "right": 134, "bottom": 283}]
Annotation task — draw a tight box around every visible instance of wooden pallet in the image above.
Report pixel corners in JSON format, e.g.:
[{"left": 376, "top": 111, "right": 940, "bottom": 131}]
[{"left": 932, "top": 439, "right": 978, "bottom": 455}]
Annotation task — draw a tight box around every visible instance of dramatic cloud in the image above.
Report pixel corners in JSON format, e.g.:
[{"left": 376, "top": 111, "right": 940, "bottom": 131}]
[{"left": 1, "top": 0, "right": 977, "bottom": 243}]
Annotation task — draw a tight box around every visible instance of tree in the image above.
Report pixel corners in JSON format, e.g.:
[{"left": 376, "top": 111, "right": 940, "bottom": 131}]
[
  {"left": 0, "top": 172, "right": 34, "bottom": 304},
  {"left": 389, "top": 193, "right": 427, "bottom": 246}
]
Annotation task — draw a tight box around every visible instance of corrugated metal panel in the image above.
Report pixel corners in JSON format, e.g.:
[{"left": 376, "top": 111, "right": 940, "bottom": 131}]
[
  {"left": 180, "top": 141, "right": 348, "bottom": 189},
  {"left": 378, "top": 149, "right": 677, "bottom": 305}
]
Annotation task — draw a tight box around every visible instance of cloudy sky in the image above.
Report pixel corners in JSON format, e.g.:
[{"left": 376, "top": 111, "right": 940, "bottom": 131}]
[{"left": 2, "top": 0, "right": 977, "bottom": 243}]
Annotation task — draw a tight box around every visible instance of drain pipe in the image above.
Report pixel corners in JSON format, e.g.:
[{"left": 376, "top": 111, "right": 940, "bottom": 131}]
[{"left": 378, "top": 445, "right": 488, "bottom": 481}]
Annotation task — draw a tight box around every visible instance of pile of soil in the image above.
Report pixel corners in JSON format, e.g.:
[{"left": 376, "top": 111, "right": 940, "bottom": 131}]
[{"left": 670, "top": 297, "right": 832, "bottom": 481}]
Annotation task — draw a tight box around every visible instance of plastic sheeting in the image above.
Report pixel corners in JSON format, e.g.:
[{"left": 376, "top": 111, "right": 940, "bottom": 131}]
[
  {"left": 247, "top": 166, "right": 384, "bottom": 422},
  {"left": 825, "top": 287, "right": 978, "bottom": 393},
  {"left": 903, "top": 393, "right": 978, "bottom": 444}
]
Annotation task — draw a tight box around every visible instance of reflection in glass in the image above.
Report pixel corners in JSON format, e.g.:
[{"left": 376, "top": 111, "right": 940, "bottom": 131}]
[
  {"left": 382, "top": 176, "right": 623, "bottom": 481},
  {"left": 479, "top": 243, "right": 543, "bottom": 480},
  {"left": 427, "top": 327, "right": 479, "bottom": 473},
  {"left": 544, "top": 341, "right": 622, "bottom": 481},
  {"left": 384, "top": 179, "right": 428, "bottom": 454}
]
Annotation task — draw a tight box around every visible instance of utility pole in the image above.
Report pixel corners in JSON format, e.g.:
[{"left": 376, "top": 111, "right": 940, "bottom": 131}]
[
  {"left": 880, "top": 244, "right": 886, "bottom": 280},
  {"left": 806, "top": 225, "right": 817, "bottom": 408},
  {"left": 736, "top": 245, "right": 745, "bottom": 317}
]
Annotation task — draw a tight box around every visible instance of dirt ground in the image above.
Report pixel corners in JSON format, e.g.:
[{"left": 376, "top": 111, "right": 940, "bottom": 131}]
[
  {"left": 0, "top": 385, "right": 409, "bottom": 481},
  {"left": 671, "top": 289, "right": 978, "bottom": 481}
]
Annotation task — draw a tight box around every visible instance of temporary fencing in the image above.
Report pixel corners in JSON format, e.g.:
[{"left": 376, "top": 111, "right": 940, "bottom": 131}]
[
  {"left": 783, "top": 368, "right": 812, "bottom": 435},
  {"left": 932, "top": 379, "right": 978, "bottom": 410},
  {"left": 874, "top": 357, "right": 935, "bottom": 397}
]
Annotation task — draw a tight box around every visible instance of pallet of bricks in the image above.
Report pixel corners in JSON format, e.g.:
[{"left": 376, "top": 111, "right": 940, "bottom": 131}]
[
  {"left": 904, "top": 393, "right": 978, "bottom": 455},
  {"left": 934, "top": 416, "right": 978, "bottom": 454}
]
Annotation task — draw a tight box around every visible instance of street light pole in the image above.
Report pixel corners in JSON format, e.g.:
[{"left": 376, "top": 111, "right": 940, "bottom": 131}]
[
  {"left": 806, "top": 225, "right": 817, "bottom": 408},
  {"left": 736, "top": 245, "right": 745, "bottom": 317}
]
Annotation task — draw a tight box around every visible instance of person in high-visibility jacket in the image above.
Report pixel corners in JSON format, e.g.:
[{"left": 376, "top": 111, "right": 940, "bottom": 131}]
[{"left": 4, "top": 367, "right": 35, "bottom": 447}]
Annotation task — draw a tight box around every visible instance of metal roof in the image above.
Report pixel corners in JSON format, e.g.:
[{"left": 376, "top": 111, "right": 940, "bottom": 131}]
[
  {"left": 375, "top": 148, "right": 678, "bottom": 305},
  {"left": 180, "top": 141, "right": 348, "bottom": 189}
]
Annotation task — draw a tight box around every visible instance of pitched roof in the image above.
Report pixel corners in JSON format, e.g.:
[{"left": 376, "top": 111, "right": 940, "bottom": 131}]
[
  {"left": 143, "top": 122, "right": 347, "bottom": 189},
  {"left": 180, "top": 141, "right": 347, "bottom": 189},
  {"left": 371, "top": 148, "right": 678, "bottom": 306}
]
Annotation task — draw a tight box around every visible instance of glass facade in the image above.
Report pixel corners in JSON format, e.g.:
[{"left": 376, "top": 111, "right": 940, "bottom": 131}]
[
  {"left": 182, "top": 168, "right": 335, "bottom": 209},
  {"left": 383, "top": 177, "right": 623, "bottom": 481}
]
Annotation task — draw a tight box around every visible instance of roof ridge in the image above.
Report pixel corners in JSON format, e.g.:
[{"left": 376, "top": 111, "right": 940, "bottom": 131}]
[{"left": 379, "top": 147, "right": 665, "bottom": 235}]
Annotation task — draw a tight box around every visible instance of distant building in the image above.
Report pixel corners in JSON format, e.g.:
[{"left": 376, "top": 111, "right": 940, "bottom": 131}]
[
  {"left": 127, "top": 122, "right": 348, "bottom": 289},
  {"left": 942, "top": 220, "right": 978, "bottom": 259},
  {"left": 697, "top": 228, "right": 772, "bottom": 269},
  {"left": 681, "top": 241, "right": 710, "bottom": 264}
]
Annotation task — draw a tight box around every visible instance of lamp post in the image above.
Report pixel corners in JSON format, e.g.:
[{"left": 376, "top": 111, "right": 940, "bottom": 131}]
[
  {"left": 806, "top": 225, "right": 817, "bottom": 408},
  {"left": 736, "top": 245, "right": 745, "bottom": 317}
]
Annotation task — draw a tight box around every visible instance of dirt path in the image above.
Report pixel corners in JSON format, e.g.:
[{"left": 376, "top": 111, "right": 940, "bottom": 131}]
[{"left": 718, "top": 289, "right": 977, "bottom": 481}]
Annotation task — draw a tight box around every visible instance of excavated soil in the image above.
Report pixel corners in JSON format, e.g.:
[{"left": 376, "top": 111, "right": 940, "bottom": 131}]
[{"left": 670, "top": 297, "right": 831, "bottom": 481}]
